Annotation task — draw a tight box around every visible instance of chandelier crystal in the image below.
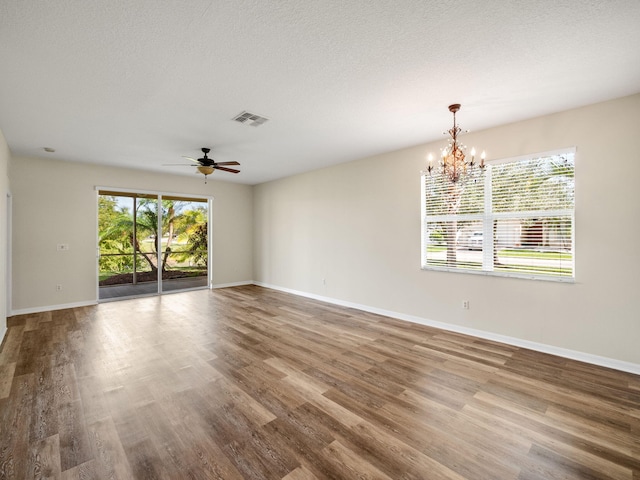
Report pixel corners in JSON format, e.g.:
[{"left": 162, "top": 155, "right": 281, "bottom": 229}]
[{"left": 427, "top": 104, "right": 485, "bottom": 184}]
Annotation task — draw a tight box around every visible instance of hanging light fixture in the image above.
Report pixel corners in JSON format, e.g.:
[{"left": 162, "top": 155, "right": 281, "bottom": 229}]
[
  {"left": 426, "top": 104, "right": 485, "bottom": 183},
  {"left": 196, "top": 165, "right": 214, "bottom": 183}
]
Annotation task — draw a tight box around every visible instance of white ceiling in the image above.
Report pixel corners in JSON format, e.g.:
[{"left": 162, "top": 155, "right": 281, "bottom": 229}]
[{"left": 1, "top": 0, "right": 639, "bottom": 185}]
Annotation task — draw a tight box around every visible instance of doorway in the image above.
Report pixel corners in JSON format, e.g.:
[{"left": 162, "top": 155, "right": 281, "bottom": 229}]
[
  {"left": 98, "top": 190, "right": 210, "bottom": 301},
  {"left": 5, "top": 193, "right": 11, "bottom": 316}
]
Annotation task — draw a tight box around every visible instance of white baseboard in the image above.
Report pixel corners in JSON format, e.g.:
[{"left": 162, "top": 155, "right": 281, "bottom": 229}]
[
  {"left": 211, "top": 280, "right": 254, "bottom": 289},
  {"left": 253, "top": 281, "right": 640, "bottom": 376},
  {"left": 9, "top": 281, "right": 254, "bottom": 314},
  {"left": 10, "top": 300, "right": 97, "bottom": 316},
  {"left": 0, "top": 324, "right": 6, "bottom": 350}
]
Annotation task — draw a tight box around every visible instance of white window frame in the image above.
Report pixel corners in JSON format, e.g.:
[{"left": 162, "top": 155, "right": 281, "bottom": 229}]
[{"left": 421, "top": 148, "right": 575, "bottom": 282}]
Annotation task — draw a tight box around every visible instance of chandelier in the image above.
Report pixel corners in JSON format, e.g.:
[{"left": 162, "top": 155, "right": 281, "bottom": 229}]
[{"left": 426, "top": 104, "right": 485, "bottom": 183}]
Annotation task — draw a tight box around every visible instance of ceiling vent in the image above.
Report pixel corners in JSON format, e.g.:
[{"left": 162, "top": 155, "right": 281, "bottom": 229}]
[{"left": 232, "top": 111, "right": 269, "bottom": 127}]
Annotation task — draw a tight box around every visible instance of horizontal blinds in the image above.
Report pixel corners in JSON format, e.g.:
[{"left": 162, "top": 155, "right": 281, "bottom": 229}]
[
  {"left": 492, "top": 216, "right": 573, "bottom": 278},
  {"left": 424, "top": 173, "right": 484, "bottom": 216},
  {"left": 425, "top": 220, "right": 484, "bottom": 270},
  {"left": 492, "top": 155, "right": 574, "bottom": 213}
]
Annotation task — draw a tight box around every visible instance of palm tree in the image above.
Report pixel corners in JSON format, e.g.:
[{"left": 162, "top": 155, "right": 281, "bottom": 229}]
[
  {"left": 134, "top": 199, "right": 180, "bottom": 274},
  {"left": 100, "top": 198, "right": 183, "bottom": 279}
]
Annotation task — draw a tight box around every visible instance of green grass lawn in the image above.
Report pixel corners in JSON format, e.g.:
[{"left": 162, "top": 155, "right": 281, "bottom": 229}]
[
  {"left": 426, "top": 245, "right": 572, "bottom": 276},
  {"left": 498, "top": 249, "right": 572, "bottom": 260},
  {"left": 494, "top": 263, "right": 572, "bottom": 276},
  {"left": 427, "top": 245, "right": 572, "bottom": 260},
  {"left": 425, "top": 259, "right": 571, "bottom": 276}
]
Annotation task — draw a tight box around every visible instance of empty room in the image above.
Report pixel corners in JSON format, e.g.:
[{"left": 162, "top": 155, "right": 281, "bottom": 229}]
[{"left": 1, "top": 1, "right": 639, "bottom": 479}]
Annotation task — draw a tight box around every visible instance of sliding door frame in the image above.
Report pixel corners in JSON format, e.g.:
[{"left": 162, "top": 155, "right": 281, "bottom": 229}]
[{"left": 95, "top": 186, "right": 214, "bottom": 301}]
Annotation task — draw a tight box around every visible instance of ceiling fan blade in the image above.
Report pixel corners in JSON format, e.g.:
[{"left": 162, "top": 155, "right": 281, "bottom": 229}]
[
  {"left": 214, "top": 166, "right": 240, "bottom": 174},
  {"left": 214, "top": 161, "right": 241, "bottom": 166},
  {"left": 182, "top": 156, "right": 200, "bottom": 163}
]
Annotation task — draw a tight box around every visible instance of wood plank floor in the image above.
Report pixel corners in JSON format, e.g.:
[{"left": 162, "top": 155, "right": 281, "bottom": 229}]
[{"left": 1, "top": 285, "right": 639, "bottom": 479}]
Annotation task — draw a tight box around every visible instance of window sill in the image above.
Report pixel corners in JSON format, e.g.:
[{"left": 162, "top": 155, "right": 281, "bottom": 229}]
[{"left": 421, "top": 265, "right": 575, "bottom": 283}]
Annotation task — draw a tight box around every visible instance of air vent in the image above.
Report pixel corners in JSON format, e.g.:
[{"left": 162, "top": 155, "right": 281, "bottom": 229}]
[{"left": 232, "top": 111, "right": 269, "bottom": 127}]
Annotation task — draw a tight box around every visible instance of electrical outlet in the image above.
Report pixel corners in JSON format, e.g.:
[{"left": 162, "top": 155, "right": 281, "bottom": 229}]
[
  {"left": 56, "top": 284, "right": 63, "bottom": 292},
  {"left": 462, "top": 300, "right": 469, "bottom": 309}
]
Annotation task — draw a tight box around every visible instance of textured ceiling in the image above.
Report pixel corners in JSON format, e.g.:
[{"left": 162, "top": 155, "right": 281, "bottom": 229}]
[{"left": 1, "top": 0, "right": 639, "bottom": 185}]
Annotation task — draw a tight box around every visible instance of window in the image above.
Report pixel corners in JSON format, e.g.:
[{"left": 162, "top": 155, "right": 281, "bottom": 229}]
[{"left": 421, "top": 149, "right": 575, "bottom": 281}]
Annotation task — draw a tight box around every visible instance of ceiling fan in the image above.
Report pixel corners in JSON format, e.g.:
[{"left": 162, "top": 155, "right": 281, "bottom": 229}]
[{"left": 165, "top": 147, "right": 240, "bottom": 183}]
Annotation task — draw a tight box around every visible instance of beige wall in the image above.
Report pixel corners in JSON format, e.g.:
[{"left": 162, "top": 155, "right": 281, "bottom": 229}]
[
  {"left": 9, "top": 157, "right": 253, "bottom": 312},
  {"left": 254, "top": 94, "right": 640, "bottom": 366},
  {"left": 0, "top": 129, "right": 10, "bottom": 340}
]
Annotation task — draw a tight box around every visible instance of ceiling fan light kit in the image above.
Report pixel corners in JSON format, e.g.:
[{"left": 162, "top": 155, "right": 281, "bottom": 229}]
[{"left": 197, "top": 165, "right": 214, "bottom": 175}]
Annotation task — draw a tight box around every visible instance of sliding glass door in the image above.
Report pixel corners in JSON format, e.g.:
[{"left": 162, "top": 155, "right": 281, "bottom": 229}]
[
  {"left": 159, "top": 196, "right": 208, "bottom": 293},
  {"left": 98, "top": 190, "right": 209, "bottom": 301}
]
